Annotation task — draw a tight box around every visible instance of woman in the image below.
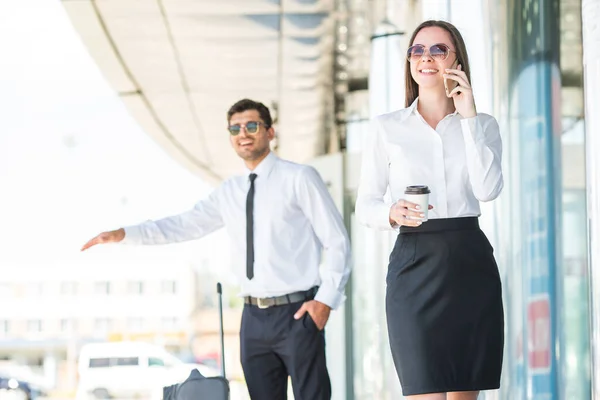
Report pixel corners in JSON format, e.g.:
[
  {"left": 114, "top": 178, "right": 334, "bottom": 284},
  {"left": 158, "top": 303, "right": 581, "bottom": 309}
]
[{"left": 355, "top": 20, "right": 504, "bottom": 400}]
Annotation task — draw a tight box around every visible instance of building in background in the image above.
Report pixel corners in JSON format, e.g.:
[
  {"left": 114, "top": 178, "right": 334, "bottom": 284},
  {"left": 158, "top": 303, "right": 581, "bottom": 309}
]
[{"left": 0, "top": 254, "right": 247, "bottom": 394}]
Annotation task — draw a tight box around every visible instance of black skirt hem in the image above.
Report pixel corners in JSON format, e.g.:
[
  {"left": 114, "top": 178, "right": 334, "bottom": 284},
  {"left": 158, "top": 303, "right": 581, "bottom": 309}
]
[{"left": 402, "top": 383, "right": 501, "bottom": 396}]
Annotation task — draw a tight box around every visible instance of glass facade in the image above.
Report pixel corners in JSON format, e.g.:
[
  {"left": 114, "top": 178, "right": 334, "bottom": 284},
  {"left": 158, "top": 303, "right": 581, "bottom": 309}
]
[
  {"left": 341, "top": 0, "right": 591, "bottom": 398},
  {"left": 491, "top": 0, "right": 590, "bottom": 398},
  {"left": 503, "top": 0, "right": 563, "bottom": 397}
]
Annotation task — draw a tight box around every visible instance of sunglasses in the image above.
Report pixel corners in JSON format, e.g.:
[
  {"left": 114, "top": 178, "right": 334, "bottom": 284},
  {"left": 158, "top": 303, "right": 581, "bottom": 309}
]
[
  {"left": 228, "top": 121, "right": 267, "bottom": 136},
  {"left": 406, "top": 43, "right": 455, "bottom": 62}
]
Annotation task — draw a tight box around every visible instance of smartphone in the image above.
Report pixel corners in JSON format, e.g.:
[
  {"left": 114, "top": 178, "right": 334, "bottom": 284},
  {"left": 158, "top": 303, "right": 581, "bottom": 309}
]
[
  {"left": 444, "top": 76, "right": 458, "bottom": 96},
  {"left": 444, "top": 60, "right": 460, "bottom": 96}
]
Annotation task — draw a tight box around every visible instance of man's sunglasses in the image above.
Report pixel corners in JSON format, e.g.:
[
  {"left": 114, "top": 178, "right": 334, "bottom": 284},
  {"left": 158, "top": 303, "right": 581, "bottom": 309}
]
[
  {"left": 406, "top": 43, "right": 455, "bottom": 62},
  {"left": 228, "top": 121, "right": 268, "bottom": 136}
]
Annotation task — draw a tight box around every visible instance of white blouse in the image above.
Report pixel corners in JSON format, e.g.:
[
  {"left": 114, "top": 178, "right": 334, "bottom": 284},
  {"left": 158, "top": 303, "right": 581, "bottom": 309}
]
[{"left": 355, "top": 98, "right": 503, "bottom": 230}]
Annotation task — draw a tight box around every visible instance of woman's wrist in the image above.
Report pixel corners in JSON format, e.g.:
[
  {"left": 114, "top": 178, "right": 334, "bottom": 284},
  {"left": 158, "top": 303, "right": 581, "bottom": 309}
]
[{"left": 460, "top": 108, "right": 477, "bottom": 119}]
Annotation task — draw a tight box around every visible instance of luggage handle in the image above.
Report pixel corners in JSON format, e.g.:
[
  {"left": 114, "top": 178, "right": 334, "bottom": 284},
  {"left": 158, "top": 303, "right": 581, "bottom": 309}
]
[{"left": 216, "top": 283, "right": 226, "bottom": 379}]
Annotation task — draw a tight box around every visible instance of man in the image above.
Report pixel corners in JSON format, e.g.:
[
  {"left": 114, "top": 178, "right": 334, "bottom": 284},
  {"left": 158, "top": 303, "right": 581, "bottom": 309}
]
[{"left": 81, "top": 98, "right": 352, "bottom": 400}]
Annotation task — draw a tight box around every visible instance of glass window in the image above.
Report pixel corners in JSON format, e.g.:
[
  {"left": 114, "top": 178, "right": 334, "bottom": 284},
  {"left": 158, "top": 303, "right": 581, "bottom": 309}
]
[
  {"left": 148, "top": 357, "right": 164, "bottom": 367},
  {"left": 116, "top": 357, "right": 138, "bottom": 366},
  {"left": 89, "top": 358, "right": 110, "bottom": 368},
  {"left": 493, "top": 0, "right": 590, "bottom": 398},
  {"left": 161, "top": 281, "right": 177, "bottom": 294},
  {"left": 94, "top": 281, "right": 111, "bottom": 295},
  {"left": 60, "top": 281, "right": 78, "bottom": 295},
  {"left": 24, "top": 283, "right": 43, "bottom": 297},
  {"left": 27, "top": 320, "right": 42, "bottom": 333},
  {"left": 128, "top": 281, "right": 144, "bottom": 295},
  {"left": 561, "top": 189, "right": 590, "bottom": 398},
  {"left": 350, "top": 212, "right": 402, "bottom": 399},
  {"left": 94, "top": 318, "right": 112, "bottom": 333},
  {"left": 161, "top": 317, "right": 178, "bottom": 331},
  {"left": 89, "top": 357, "right": 139, "bottom": 367},
  {"left": 0, "top": 284, "right": 10, "bottom": 297},
  {"left": 0, "top": 320, "right": 9, "bottom": 336},
  {"left": 61, "top": 318, "right": 77, "bottom": 333},
  {"left": 127, "top": 317, "right": 144, "bottom": 332}
]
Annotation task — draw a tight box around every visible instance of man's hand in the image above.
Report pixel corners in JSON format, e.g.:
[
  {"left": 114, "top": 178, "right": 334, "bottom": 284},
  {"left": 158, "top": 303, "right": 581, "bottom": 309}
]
[
  {"left": 294, "top": 300, "right": 331, "bottom": 331},
  {"left": 81, "top": 228, "right": 125, "bottom": 251}
]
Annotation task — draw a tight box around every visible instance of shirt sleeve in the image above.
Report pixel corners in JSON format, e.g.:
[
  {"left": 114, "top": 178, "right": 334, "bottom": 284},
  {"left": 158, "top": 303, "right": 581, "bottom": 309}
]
[
  {"left": 461, "top": 114, "right": 504, "bottom": 201},
  {"left": 296, "top": 166, "right": 352, "bottom": 310},
  {"left": 355, "top": 117, "right": 396, "bottom": 230},
  {"left": 120, "top": 188, "right": 225, "bottom": 245}
]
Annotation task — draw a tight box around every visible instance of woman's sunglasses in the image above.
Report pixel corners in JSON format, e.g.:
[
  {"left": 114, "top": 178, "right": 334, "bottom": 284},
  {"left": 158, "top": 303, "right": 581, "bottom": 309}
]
[
  {"left": 406, "top": 44, "right": 454, "bottom": 62},
  {"left": 228, "top": 121, "right": 267, "bottom": 136}
]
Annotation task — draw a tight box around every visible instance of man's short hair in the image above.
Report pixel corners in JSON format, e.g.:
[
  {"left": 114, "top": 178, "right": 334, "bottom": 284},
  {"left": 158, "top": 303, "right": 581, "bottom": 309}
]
[{"left": 227, "top": 99, "right": 273, "bottom": 128}]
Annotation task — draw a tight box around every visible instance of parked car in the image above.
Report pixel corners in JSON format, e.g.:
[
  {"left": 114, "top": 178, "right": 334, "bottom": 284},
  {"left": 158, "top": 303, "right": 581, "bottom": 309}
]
[
  {"left": 0, "top": 374, "right": 44, "bottom": 400},
  {"left": 75, "top": 341, "right": 218, "bottom": 400}
]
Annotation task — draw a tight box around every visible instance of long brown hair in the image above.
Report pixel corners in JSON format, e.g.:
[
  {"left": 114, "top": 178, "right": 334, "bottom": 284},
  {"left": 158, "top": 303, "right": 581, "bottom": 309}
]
[{"left": 404, "top": 20, "right": 472, "bottom": 108}]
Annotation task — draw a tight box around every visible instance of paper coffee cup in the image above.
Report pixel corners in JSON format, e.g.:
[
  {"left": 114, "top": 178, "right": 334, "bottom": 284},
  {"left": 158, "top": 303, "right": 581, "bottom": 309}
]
[{"left": 404, "top": 185, "right": 431, "bottom": 221}]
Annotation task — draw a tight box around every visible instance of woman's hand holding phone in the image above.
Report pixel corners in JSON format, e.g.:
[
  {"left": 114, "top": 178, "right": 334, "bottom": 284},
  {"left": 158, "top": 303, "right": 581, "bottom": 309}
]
[{"left": 443, "top": 64, "right": 477, "bottom": 118}]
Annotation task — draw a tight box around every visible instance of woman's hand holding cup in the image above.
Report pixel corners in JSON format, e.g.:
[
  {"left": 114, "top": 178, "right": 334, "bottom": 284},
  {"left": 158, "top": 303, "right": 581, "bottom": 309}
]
[
  {"left": 389, "top": 186, "right": 434, "bottom": 227},
  {"left": 389, "top": 199, "right": 433, "bottom": 227}
]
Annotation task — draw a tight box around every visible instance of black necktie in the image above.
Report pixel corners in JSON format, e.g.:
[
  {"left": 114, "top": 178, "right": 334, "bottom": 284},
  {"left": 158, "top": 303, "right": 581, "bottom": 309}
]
[{"left": 246, "top": 173, "right": 257, "bottom": 280}]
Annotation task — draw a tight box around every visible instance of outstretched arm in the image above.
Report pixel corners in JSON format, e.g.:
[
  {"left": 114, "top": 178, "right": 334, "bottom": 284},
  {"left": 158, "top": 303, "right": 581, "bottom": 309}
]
[{"left": 81, "top": 189, "right": 224, "bottom": 251}]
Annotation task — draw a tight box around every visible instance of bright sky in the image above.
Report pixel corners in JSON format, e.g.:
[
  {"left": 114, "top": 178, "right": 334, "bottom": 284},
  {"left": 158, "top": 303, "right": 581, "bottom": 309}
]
[{"left": 0, "top": 0, "right": 232, "bottom": 281}]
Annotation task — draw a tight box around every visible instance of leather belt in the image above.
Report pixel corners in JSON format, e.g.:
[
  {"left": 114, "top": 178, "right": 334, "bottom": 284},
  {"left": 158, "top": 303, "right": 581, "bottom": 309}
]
[{"left": 245, "top": 287, "right": 318, "bottom": 309}]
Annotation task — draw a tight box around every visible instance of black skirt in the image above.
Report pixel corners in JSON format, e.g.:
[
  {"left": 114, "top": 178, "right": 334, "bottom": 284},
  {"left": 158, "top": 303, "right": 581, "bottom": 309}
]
[{"left": 385, "top": 217, "right": 504, "bottom": 395}]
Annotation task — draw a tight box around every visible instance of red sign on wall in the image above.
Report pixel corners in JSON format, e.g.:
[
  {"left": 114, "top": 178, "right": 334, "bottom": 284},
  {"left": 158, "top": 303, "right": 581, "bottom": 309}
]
[{"left": 527, "top": 296, "right": 551, "bottom": 371}]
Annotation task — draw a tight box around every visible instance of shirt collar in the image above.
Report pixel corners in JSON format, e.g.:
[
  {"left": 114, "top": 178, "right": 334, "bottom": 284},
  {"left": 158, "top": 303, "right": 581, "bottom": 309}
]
[
  {"left": 408, "top": 97, "right": 419, "bottom": 116},
  {"left": 245, "top": 151, "right": 277, "bottom": 180},
  {"left": 401, "top": 96, "right": 458, "bottom": 122},
  {"left": 395, "top": 97, "right": 419, "bottom": 123}
]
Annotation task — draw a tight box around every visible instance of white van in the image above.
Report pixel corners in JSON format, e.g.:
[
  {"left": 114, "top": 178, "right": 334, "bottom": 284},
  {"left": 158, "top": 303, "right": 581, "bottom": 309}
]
[{"left": 76, "top": 341, "right": 218, "bottom": 400}]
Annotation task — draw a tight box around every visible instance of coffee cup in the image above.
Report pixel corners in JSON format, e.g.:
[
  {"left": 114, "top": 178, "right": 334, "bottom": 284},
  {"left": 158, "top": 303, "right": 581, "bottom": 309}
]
[{"left": 404, "top": 185, "right": 431, "bottom": 221}]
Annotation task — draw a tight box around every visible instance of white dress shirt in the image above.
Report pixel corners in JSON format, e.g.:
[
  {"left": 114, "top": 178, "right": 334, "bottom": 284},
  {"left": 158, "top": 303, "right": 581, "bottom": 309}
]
[
  {"left": 121, "top": 152, "right": 352, "bottom": 309},
  {"left": 356, "top": 97, "right": 503, "bottom": 230}
]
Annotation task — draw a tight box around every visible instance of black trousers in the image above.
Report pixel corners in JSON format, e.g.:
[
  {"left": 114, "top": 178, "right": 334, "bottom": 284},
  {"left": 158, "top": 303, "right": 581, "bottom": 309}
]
[{"left": 240, "top": 301, "right": 331, "bottom": 400}]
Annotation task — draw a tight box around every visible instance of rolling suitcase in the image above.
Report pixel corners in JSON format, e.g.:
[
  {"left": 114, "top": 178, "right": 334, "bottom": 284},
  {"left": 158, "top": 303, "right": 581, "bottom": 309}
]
[{"left": 163, "top": 283, "right": 230, "bottom": 400}]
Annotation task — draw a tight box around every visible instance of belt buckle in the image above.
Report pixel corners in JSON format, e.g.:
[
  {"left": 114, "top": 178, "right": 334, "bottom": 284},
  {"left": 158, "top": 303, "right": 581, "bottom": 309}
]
[{"left": 257, "top": 297, "right": 270, "bottom": 309}]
